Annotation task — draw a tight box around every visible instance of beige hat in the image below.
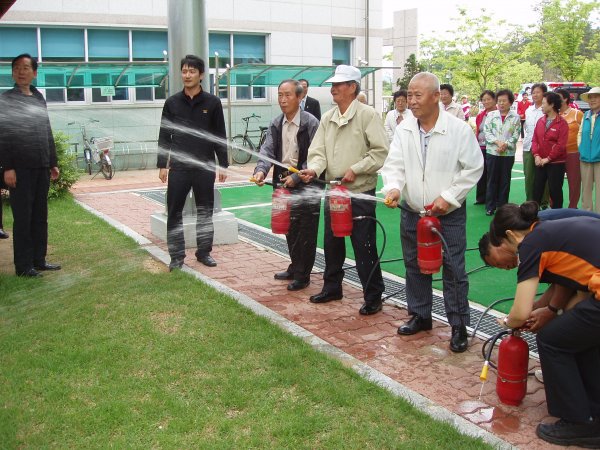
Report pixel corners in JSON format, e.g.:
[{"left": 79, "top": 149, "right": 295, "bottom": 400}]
[
  {"left": 580, "top": 87, "right": 600, "bottom": 102},
  {"left": 326, "top": 65, "right": 362, "bottom": 84}
]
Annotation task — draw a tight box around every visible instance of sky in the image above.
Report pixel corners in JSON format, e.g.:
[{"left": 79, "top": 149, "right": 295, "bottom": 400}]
[{"left": 381, "top": 0, "right": 542, "bottom": 39}]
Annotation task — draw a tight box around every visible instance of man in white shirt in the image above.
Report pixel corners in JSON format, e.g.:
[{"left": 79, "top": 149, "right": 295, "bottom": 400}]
[
  {"left": 384, "top": 89, "right": 413, "bottom": 142},
  {"left": 523, "top": 83, "right": 549, "bottom": 206},
  {"left": 439, "top": 83, "right": 464, "bottom": 119},
  {"left": 381, "top": 72, "right": 483, "bottom": 353}
]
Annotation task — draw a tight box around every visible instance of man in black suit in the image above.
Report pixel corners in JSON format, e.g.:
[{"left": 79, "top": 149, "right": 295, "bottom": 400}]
[
  {"left": 298, "top": 79, "right": 322, "bottom": 121},
  {"left": 0, "top": 53, "right": 61, "bottom": 277}
]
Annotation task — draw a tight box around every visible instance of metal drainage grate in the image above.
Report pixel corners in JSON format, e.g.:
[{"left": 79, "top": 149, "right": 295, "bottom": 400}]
[{"left": 136, "top": 189, "right": 539, "bottom": 356}]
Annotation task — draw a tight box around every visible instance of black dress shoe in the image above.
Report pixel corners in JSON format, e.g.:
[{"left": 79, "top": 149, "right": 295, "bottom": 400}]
[
  {"left": 473, "top": 200, "right": 485, "bottom": 205},
  {"left": 397, "top": 315, "right": 433, "bottom": 335},
  {"left": 536, "top": 418, "right": 600, "bottom": 447},
  {"left": 34, "top": 262, "right": 61, "bottom": 271},
  {"left": 287, "top": 280, "right": 310, "bottom": 291},
  {"left": 485, "top": 210, "right": 495, "bottom": 216},
  {"left": 17, "top": 268, "right": 43, "bottom": 278},
  {"left": 274, "top": 271, "right": 293, "bottom": 280},
  {"left": 0, "top": 229, "right": 8, "bottom": 239},
  {"left": 197, "top": 254, "right": 217, "bottom": 267},
  {"left": 450, "top": 325, "right": 468, "bottom": 353},
  {"left": 309, "top": 291, "right": 343, "bottom": 303},
  {"left": 359, "top": 301, "right": 382, "bottom": 315},
  {"left": 169, "top": 258, "right": 184, "bottom": 272}
]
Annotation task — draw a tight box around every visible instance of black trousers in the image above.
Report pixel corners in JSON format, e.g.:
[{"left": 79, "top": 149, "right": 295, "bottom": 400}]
[
  {"left": 285, "top": 186, "right": 321, "bottom": 282},
  {"left": 322, "top": 189, "right": 384, "bottom": 304},
  {"left": 8, "top": 168, "right": 50, "bottom": 274},
  {"left": 475, "top": 147, "right": 487, "bottom": 203},
  {"left": 534, "top": 163, "right": 566, "bottom": 209},
  {"left": 166, "top": 169, "right": 214, "bottom": 261},
  {"left": 401, "top": 203, "right": 470, "bottom": 326},
  {"left": 485, "top": 154, "right": 514, "bottom": 212},
  {"left": 537, "top": 296, "right": 600, "bottom": 422}
]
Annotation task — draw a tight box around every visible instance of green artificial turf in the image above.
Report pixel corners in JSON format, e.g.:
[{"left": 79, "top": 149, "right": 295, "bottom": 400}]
[{"left": 220, "top": 163, "right": 569, "bottom": 313}]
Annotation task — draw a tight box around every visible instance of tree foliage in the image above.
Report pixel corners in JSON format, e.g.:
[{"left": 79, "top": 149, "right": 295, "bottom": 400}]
[
  {"left": 49, "top": 131, "right": 80, "bottom": 199},
  {"left": 528, "top": 0, "right": 600, "bottom": 80},
  {"left": 404, "top": 0, "right": 600, "bottom": 100},
  {"left": 396, "top": 54, "right": 426, "bottom": 89}
]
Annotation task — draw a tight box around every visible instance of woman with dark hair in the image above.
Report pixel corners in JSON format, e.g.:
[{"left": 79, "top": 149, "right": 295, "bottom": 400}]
[
  {"left": 489, "top": 201, "right": 600, "bottom": 447},
  {"left": 555, "top": 88, "right": 584, "bottom": 208},
  {"left": 532, "top": 92, "right": 568, "bottom": 209},
  {"left": 474, "top": 90, "right": 496, "bottom": 205},
  {"left": 483, "top": 89, "right": 521, "bottom": 215}
]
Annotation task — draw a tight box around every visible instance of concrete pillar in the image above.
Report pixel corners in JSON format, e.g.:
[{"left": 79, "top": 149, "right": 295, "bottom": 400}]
[
  {"left": 156, "top": 0, "right": 238, "bottom": 248},
  {"left": 167, "top": 0, "right": 209, "bottom": 93}
]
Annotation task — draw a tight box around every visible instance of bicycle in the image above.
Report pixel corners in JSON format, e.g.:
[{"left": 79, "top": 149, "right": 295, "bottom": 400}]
[
  {"left": 68, "top": 119, "right": 115, "bottom": 180},
  {"left": 230, "top": 113, "right": 268, "bottom": 164}
]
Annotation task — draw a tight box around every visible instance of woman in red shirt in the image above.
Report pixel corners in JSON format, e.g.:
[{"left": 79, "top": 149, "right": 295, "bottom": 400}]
[{"left": 532, "top": 92, "right": 568, "bottom": 208}]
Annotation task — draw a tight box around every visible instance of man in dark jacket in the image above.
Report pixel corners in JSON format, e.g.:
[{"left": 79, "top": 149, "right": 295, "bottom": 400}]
[
  {"left": 253, "top": 79, "right": 321, "bottom": 291},
  {"left": 299, "top": 79, "right": 322, "bottom": 121},
  {"left": 157, "top": 55, "right": 228, "bottom": 270},
  {"left": 0, "top": 53, "right": 60, "bottom": 277}
]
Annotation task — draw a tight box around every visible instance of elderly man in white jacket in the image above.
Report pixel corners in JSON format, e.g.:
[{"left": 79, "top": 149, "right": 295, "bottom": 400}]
[{"left": 381, "top": 72, "right": 483, "bottom": 353}]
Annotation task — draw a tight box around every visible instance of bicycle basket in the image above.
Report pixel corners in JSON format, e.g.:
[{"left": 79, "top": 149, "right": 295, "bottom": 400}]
[{"left": 94, "top": 137, "right": 114, "bottom": 152}]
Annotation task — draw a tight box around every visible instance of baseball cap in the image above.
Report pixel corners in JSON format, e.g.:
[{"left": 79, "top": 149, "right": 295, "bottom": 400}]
[{"left": 326, "top": 65, "right": 362, "bottom": 84}]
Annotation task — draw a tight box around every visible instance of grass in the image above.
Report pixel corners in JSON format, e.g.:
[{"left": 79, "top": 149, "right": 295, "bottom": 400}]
[{"left": 0, "top": 197, "right": 491, "bottom": 449}]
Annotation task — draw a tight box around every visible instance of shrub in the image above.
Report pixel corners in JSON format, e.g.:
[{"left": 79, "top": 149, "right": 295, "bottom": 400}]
[{"left": 49, "top": 131, "right": 80, "bottom": 199}]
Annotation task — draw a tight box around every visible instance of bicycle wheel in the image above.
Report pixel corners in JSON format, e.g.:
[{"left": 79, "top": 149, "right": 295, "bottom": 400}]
[
  {"left": 84, "top": 148, "right": 92, "bottom": 175},
  {"left": 100, "top": 154, "right": 114, "bottom": 180},
  {"left": 230, "top": 135, "right": 253, "bottom": 165}
]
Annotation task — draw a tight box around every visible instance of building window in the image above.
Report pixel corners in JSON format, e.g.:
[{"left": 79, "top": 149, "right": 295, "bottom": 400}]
[
  {"left": 0, "top": 26, "right": 167, "bottom": 103},
  {"left": 40, "top": 28, "right": 86, "bottom": 103},
  {"left": 0, "top": 28, "right": 38, "bottom": 62},
  {"left": 88, "top": 29, "right": 129, "bottom": 61},
  {"left": 332, "top": 38, "right": 352, "bottom": 66},
  {"left": 132, "top": 30, "right": 168, "bottom": 101},
  {"left": 208, "top": 32, "right": 266, "bottom": 101},
  {"left": 41, "top": 28, "right": 84, "bottom": 62}
]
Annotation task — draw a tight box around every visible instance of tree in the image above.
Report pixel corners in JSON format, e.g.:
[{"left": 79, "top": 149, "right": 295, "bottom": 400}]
[
  {"left": 527, "top": 0, "right": 600, "bottom": 80},
  {"left": 580, "top": 54, "right": 600, "bottom": 86},
  {"left": 497, "top": 62, "right": 544, "bottom": 93},
  {"left": 448, "top": 8, "right": 516, "bottom": 92},
  {"left": 396, "top": 54, "right": 426, "bottom": 89}
]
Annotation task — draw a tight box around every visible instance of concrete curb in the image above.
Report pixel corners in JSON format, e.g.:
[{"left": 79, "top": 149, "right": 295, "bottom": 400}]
[{"left": 78, "top": 200, "right": 515, "bottom": 450}]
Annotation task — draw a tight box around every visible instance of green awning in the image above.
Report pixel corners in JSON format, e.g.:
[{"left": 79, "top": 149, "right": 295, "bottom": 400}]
[
  {"left": 226, "top": 64, "right": 381, "bottom": 87},
  {"left": 0, "top": 61, "right": 168, "bottom": 88},
  {"left": 0, "top": 62, "right": 384, "bottom": 89}
]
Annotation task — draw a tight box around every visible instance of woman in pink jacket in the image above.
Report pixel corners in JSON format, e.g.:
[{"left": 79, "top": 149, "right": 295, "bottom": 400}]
[{"left": 532, "top": 92, "right": 568, "bottom": 209}]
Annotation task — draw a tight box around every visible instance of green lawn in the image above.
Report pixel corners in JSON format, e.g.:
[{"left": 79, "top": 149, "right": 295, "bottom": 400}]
[
  {"left": 221, "top": 163, "right": 567, "bottom": 313},
  {"left": 0, "top": 197, "right": 490, "bottom": 449}
]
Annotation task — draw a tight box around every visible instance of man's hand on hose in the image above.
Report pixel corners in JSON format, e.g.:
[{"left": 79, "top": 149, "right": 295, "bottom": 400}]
[{"left": 384, "top": 189, "right": 400, "bottom": 208}]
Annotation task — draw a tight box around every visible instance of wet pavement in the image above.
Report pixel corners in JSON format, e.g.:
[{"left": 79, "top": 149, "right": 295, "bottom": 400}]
[{"left": 43, "top": 167, "right": 580, "bottom": 448}]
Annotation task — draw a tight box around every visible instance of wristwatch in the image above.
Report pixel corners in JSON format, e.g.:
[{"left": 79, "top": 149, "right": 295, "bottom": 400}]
[{"left": 547, "top": 304, "right": 560, "bottom": 314}]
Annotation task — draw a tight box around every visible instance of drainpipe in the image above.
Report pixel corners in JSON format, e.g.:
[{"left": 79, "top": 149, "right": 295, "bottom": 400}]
[{"left": 167, "top": 0, "right": 209, "bottom": 93}]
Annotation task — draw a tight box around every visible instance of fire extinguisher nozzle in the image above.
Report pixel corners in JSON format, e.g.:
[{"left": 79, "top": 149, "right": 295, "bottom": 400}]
[
  {"left": 287, "top": 167, "right": 299, "bottom": 173},
  {"left": 480, "top": 361, "right": 489, "bottom": 382}
]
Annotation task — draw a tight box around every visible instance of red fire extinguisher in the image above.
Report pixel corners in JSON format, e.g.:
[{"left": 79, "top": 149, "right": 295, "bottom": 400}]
[
  {"left": 496, "top": 330, "right": 529, "bottom": 406},
  {"left": 416, "top": 205, "right": 442, "bottom": 274},
  {"left": 271, "top": 185, "right": 291, "bottom": 235},
  {"left": 329, "top": 183, "right": 353, "bottom": 237}
]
